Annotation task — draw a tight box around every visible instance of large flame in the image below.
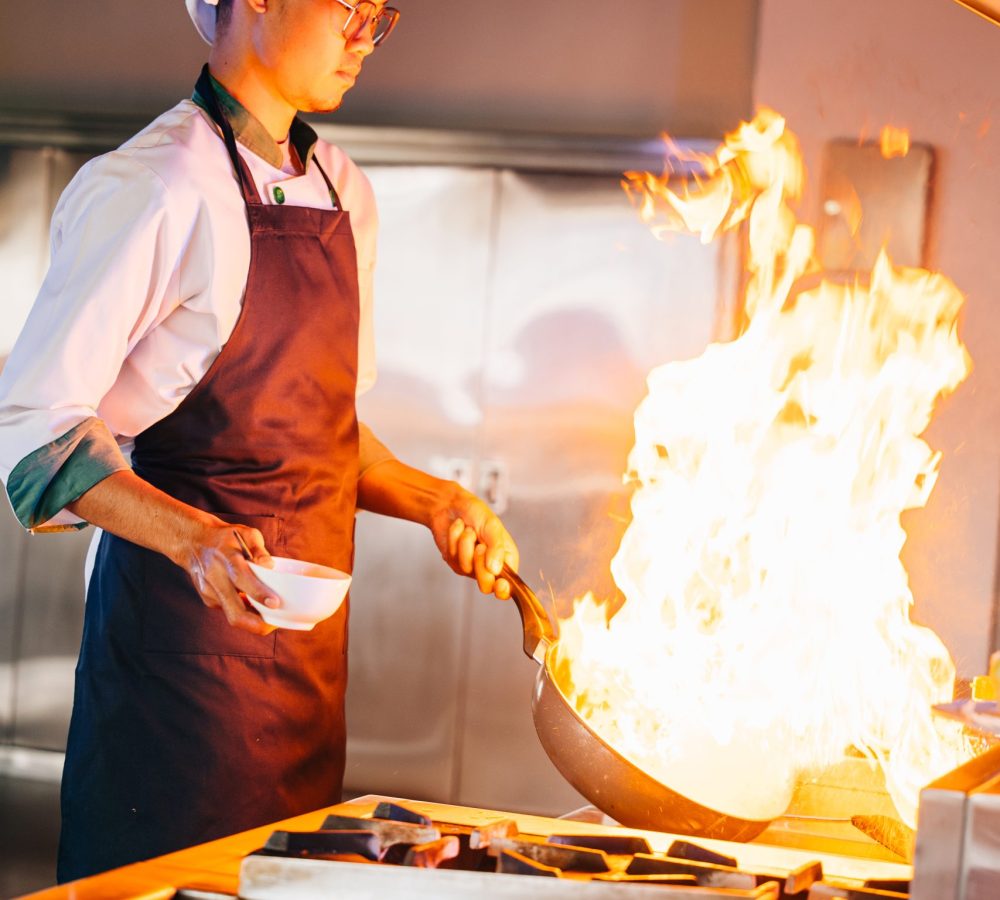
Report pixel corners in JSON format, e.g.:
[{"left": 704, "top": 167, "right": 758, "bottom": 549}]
[{"left": 555, "top": 110, "right": 975, "bottom": 828}]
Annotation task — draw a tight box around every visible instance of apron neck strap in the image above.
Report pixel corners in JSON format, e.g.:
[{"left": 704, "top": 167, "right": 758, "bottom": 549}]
[
  {"left": 196, "top": 64, "right": 263, "bottom": 207},
  {"left": 196, "top": 65, "right": 344, "bottom": 212},
  {"left": 312, "top": 157, "right": 343, "bottom": 211}
]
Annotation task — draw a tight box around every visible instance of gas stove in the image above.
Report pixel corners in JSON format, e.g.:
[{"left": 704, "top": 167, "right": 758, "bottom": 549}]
[
  {"left": 238, "top": 740, "right": 1000, "bottom": 900},
  {"left": 238, "top": 796, "right": 913, "bottom": 900}
]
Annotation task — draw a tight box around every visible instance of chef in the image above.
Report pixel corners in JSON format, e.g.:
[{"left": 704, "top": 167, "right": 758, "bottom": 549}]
[{"left": 0, "top": 0, "right": 519, "bottom": 883}]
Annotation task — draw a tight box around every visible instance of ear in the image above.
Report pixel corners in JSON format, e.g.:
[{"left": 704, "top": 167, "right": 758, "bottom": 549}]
[{"left": 243, "top": 0, "right": 268, "bottom": 13}]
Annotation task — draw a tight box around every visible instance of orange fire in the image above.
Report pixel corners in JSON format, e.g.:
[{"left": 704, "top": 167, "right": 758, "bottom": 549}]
[
  {"left": 879, "top": 125, "right": 911, "bottom": 159},
  {"left": 555, "top": 110, "right": 975, "bottom": 828}
]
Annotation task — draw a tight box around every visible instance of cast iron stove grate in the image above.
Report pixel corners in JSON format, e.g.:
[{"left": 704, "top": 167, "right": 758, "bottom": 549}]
[{"left": 247, "top": 801, "right": 910, "bottom": 898}]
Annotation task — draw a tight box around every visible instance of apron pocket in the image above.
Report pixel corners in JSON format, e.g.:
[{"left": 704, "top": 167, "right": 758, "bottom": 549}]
[{"left": 142, "top": 513, "right": 283, "bottom": 658}]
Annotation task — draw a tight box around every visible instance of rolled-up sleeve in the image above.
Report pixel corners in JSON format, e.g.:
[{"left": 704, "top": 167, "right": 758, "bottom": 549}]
[
  {"left": 0, "top": 153, "right": 176, "bottom": 531},
  {"left": 6, "top": 418, "right": 129, "bottom": 530}
]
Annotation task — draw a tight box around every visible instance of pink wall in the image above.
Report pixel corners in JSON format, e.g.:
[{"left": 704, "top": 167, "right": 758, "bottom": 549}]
[{"left": 754, "top": 0, "right": 1000, "bottom": 674}]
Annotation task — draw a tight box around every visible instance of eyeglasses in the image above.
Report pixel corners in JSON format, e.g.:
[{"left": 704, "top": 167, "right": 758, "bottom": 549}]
[{"left": 333, "top": 0, "right": 400, "bottom": 48}]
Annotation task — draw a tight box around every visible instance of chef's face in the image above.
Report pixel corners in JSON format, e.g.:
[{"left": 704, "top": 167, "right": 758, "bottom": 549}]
[{"left": 250, "top": 0, "right": 380, "bottom": 112}]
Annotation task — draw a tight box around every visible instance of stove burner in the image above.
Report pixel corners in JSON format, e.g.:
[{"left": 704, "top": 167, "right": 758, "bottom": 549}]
[
  {"left": 667, "top": 838, "right": 739, "bottom": 868},
  {"left": 320, "top": 812, "right": 439, "bottom": 847},
  {"left": 264, "top": 829, "right": 382, "bottom": 861},
  {"left": 373, "top": 801, "right": 434, "bottom": 826},
  {"left": 401, "top": 836, "right": 460, "bottom": 868},
  {"left": 487, "top": 836, "right": 611, "bottom": 872},
  {"left": 548, "top": 832, "right": 652, "bottom": 854},
  {"left": 864, "top": 879, "right": 911, "bottom": 893},
  {"left": 497, "top": 849, "right": 560, "bottom": 877},
  {"left": 784, "top": 860, "right": 825, "bottom": 894},
  {"left": 250, "top": 801, "right": 911, "bottom": 896},
  {"left": 627, "top": 852, "right": 757, "bottom": 889}
]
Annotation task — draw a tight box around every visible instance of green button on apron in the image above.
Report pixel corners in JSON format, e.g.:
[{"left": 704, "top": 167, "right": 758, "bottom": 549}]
[{"left": 273, "top": 186, "right": 285, "bottom": 204}]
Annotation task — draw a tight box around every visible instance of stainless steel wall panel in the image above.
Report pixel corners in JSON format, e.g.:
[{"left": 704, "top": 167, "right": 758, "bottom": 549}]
[
  {"left": 5, "top": 147, "right": 93, "bottom": 752},
  {"left": 455, "top": 170, "right": 732, "bottom": 814},
  {"left": 344, "top": 166, "right": 498, "bottom": 802},
  {"left": 0, "top": 147, "right": 83, "bottom": 749},
  {"left": 12, "top": 530, "right": 90, "bottom": 749},
  {"left": 0, "top": 496, "right": 26, "bottom": 744},
  {"left": 43, "top": 149, "right": 92, "bottom": 216},
  {"left": 0, "top": 147, "right": 92, "bottom": 355},
  {"left": 0, "top": 147, "right": 51, "bottom": 359},
  {"left": 0, "top": 756, "right": 62, "bottom": 896}
]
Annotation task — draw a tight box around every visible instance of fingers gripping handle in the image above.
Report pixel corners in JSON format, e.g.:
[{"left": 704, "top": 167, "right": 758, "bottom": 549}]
[{"left": 501, "top": 564, "right": 555, "bottom": 665}]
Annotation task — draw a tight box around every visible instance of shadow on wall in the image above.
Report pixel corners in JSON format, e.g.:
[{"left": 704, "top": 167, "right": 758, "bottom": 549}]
[{"left": 480, "top": 309, "right": 646, "bottom": 610}]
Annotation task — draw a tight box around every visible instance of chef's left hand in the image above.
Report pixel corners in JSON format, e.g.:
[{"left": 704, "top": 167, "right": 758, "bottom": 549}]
[{"left": 431, "top": 486, "right": 519, "bottom": 600}]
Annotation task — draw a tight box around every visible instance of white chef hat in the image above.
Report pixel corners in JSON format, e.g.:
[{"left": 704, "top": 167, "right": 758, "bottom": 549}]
[{"left": 186, "top": 0, "right": 219, "bottom": 46}]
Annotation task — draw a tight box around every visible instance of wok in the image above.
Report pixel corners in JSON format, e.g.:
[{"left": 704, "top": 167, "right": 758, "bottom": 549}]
[{"left": 502, "top": 564, "right": 772, "bottom": 842}]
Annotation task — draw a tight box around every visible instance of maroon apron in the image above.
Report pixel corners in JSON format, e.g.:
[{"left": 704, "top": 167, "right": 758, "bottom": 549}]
[{"left": 58, "top": 66, "right": 361, "bottom": 882}]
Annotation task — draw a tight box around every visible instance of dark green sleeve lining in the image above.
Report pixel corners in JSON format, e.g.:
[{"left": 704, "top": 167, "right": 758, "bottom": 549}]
[{"left": 7, "top": 418, "right": 130, "bottom": 531}]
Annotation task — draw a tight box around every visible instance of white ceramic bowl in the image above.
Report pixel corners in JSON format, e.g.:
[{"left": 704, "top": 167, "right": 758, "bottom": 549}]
[{"left": 246, "top": 556, "right": 351, "bottom": 631}]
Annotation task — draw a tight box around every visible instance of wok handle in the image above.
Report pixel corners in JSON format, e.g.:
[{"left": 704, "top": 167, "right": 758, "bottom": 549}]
[{"left": 501, "top": 564, "right": 556, "bottom": 664}]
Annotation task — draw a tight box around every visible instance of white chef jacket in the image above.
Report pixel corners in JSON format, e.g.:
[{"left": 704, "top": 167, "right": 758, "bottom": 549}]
[{"left": 0, "top": 90, "right": 382, "bottom": 533}]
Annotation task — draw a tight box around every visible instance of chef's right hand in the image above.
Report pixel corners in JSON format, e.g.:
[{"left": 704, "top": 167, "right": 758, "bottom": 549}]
[{"left": 178, "top": 521, "right": 280, "bottom": 635}]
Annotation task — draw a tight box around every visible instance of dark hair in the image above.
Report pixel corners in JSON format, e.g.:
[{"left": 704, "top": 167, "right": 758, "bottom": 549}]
[{"left": 216, "top": 0, "right": 235, "bottom": 32}]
